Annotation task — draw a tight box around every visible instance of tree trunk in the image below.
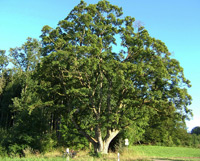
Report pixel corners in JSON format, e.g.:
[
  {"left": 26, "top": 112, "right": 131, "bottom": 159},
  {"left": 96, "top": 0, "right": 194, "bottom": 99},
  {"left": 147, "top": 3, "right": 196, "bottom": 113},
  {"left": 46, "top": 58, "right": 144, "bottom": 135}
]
[
  {"left": 94, "top": 140, "right": 110, "bottom": 154},
  {"left": 94, "top": 129, "right": 119, "bottom": 154},
  {"left": 70, "top": 115, "right": 119, "bottom": 154}
]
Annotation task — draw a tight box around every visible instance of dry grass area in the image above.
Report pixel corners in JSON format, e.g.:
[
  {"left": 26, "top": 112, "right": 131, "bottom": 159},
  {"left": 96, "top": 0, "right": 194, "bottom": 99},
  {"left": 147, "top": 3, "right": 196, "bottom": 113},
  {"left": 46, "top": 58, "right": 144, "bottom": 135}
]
[
  {"left": 43, "top": 150, "right": 62, "bottom": 158},
  {"left": 66, "top": 149, "right": 149, "bottom": 161},
  {"left": 38, "top": 148, "right": 149, "bottom": 161}
]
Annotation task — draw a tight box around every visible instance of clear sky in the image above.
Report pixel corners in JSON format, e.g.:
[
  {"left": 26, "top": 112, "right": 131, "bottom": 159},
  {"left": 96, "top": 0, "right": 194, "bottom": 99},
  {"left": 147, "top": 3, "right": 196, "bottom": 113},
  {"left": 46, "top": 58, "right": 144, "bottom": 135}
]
[{"left": 0, "top": 0, "right": 199, "bottom": 131}]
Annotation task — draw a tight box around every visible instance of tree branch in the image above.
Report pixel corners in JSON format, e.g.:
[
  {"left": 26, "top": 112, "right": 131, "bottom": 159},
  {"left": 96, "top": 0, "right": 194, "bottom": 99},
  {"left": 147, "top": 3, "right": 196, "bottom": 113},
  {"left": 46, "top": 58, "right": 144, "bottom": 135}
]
[{"left": 70, "top": 116, "right": 97, "bottom": 144}]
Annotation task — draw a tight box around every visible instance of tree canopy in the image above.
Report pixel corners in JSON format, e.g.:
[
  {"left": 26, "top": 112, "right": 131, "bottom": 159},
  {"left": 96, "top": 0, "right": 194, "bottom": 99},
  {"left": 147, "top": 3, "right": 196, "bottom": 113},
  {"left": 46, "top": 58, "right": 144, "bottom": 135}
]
[
  {"left": 0, "top": 0, "right": 193, "bottom": 155},
  {"left": 33, "top": 0, "right": 192, "bottom": 153}
]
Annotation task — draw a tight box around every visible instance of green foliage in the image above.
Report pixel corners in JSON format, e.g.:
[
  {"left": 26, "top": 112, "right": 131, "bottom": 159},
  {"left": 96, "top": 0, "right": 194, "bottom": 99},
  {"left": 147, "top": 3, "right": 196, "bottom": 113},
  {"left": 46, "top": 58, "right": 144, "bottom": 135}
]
[
  {"left": 0, "top": 146, "right": 7, "bottom": 157},
  {"left": 191, "top": 126, "right": 200, "bottom": 135},
  {"left": 0, "top": 71, "right": 23, "bottom": 129},
  {"left": 0, "top": 50, "right": 8, "bottom": 71},
  {"left": 0, "top": 129, "right": 8, "bottom": 157},
  {"left": 188, "top": 134, "right": 200, "bottom": 148},
  {"left": 142, "top": 110, "right": 190, "bottom": 146},
  {"left": 0, "top": 0, "right": 193, "bottom": 156},
  {"left": 110, "top": 121, "right": 147, "bottom": 152},
  {"left": 59, "top": 117, "right": 89, "bottom": 150},
  {"left": 0, "top": 50, "right": 8, "bottom": 94},
  {"left": 35, "top": 0, "right": 192, "bottom": 153},
  {"left": 122, "top": 122, "right": 147, "bottom": 145},
  {"left": 9, "top": 37, "right": 41, "bottom": 72}
]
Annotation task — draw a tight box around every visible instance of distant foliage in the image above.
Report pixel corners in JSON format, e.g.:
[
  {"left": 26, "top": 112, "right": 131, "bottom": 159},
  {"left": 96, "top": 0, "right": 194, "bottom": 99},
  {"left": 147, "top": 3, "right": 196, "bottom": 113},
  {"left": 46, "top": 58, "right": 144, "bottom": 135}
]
[{"left": 191, "top": 126, "right": 200, "bottom": 135}]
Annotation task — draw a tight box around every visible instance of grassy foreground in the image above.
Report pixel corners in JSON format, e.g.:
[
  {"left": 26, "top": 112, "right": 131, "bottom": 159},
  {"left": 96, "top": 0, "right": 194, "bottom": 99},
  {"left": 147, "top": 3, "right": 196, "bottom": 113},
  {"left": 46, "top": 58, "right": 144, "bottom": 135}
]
[
  {"left": 0, "top": 146, "right": 199, "bottom": 160},
  {"left": 131, "top": 145, "right": 200, "bottom": 160}
]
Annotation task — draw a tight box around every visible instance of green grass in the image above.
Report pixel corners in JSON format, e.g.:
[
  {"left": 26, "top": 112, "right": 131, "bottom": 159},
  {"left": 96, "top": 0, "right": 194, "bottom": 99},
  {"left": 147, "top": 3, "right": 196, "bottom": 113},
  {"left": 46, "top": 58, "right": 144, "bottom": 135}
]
[
  {"left": 0, "top": 146, "right": 199, "bottom": 160},
  {"left": 0, "top": 157, "right": 66, "bottom": 161},
  {"left": 131, "top": 145, "right": 200, "bottom": 160}
]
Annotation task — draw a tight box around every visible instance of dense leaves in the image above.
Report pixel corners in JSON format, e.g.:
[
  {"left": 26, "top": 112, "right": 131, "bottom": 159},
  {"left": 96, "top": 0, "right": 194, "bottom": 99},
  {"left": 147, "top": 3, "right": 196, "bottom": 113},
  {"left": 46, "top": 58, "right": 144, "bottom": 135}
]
[
  {"left": 36, "top": 0, "right": 192, "bottom": 153},
  {"left": 0, "top": 50, "right": 8, "bottom": 94},
  {"left": 191, "top": 126, "right": 200, "bottom": 135},
  {"left": 0, "top": 0, "right": 194, "bottom": 156}
]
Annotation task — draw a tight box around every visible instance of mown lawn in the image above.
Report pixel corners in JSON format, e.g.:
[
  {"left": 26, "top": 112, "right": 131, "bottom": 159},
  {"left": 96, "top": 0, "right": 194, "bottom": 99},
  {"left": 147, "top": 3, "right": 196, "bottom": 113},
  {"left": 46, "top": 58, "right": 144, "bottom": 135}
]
[{"left": 131, "top": 145, "right": 200, "bottom": 160}]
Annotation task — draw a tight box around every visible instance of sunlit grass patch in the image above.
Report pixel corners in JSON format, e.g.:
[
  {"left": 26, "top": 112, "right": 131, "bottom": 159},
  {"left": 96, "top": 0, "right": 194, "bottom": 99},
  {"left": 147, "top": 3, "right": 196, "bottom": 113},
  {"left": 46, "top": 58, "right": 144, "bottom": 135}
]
[{"left": 131, "top": 145, "right": 200, "bottom": 159}]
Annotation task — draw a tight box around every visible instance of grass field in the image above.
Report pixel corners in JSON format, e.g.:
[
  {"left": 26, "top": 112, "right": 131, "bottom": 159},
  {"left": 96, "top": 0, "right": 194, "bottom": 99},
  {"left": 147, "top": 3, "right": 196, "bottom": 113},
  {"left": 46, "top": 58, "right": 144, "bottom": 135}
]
[
  {"left": 0, "top": 146, "right": 199, "bottom": 160},
  {"left": 0, "top": 158, "right": 65, "bottom": 161},
  {"left": 131, "top": 145, "right": 200, "bottom": 160}
]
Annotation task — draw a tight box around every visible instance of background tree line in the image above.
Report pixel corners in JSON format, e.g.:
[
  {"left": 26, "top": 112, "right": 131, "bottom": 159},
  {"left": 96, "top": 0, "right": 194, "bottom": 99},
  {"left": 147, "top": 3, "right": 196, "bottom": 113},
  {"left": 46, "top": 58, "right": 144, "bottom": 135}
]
[{"left": 0, "top": 0, "right": 199, "bottom": 156}]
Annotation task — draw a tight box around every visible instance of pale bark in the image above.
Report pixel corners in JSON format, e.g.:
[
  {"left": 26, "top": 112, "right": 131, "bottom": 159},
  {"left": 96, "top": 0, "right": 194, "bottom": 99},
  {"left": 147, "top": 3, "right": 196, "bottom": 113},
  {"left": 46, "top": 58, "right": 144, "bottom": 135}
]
[
  {"left": 94, "top": 128, "right": 120, "bottom": 154},
  {"left": 71, "top": 116, "right": 119, "bottom": 154}
]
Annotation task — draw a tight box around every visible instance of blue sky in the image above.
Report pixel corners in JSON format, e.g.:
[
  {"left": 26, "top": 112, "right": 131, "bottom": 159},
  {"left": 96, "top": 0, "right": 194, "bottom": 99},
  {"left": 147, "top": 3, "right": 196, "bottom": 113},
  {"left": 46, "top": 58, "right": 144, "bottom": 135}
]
[{"left": 0, "top": 0, "right": 199, "bottom": 131}]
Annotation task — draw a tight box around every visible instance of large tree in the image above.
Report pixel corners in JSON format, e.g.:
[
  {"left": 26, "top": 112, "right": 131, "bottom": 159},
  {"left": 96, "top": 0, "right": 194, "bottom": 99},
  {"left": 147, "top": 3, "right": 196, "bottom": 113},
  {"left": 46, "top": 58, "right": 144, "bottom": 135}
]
[{"left": 35, "top": 0, "right": 192, "bottom": 153}]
